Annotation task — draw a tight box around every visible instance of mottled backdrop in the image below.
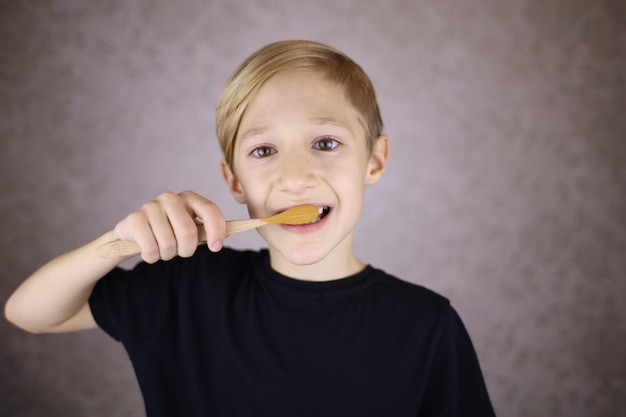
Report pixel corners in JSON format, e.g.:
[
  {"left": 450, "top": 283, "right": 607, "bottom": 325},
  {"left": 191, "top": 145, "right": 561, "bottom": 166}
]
[{"left": 1, "top": 1, "right": 625, "bottom": 416}]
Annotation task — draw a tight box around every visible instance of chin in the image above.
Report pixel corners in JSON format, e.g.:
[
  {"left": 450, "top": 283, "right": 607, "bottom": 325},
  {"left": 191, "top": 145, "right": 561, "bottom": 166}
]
[
  {"left": 279, "top": 247, "right": 329, "bottom": 267},
  {"left": 262, "top": 227, "right": 355, "bottom": 273}
]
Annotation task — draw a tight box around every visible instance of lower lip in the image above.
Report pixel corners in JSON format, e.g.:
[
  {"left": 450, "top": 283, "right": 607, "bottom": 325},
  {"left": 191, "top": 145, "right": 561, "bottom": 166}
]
[{"left": 280, "top": 210, "right": 330, "bottom": 234}]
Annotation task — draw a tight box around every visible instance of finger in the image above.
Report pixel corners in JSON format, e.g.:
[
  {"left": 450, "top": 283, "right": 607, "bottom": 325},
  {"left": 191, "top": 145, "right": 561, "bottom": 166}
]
[
  {"left": 179, "top": 191, "right": 225, "bottom": 252},
  {"left": 115, "top": 210, "right": 161, "bottom": 264},
  {"left": 141, "top": 198, "right": 179, "bottom": 261},
  {"left": 160, "top": 194, "right": 200, "bottom": 258}
]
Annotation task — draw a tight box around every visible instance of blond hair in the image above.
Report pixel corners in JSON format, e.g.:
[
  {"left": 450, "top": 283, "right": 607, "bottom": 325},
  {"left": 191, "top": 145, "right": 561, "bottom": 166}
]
[{"left": 216, "top": 40, "right": 383, "bottom": 168}]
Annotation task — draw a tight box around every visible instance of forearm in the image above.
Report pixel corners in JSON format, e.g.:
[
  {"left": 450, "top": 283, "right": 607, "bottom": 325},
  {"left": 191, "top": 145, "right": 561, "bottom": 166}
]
[
  {"left": 6, "top": 191, "right": 226, "bottom": 334},
  {"left": 5, "top": 231, "right": 130, "bottom": 333}
]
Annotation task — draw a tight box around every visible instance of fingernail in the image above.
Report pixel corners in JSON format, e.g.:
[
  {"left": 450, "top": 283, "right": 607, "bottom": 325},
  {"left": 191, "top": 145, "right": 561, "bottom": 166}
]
[{"left": 210, "top": 241, "right": 222, "bottom": 252}]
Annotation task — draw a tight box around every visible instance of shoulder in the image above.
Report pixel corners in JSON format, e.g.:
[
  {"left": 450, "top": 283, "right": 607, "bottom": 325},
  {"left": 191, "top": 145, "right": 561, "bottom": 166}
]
[
  {"left": 90, "top": 247, "right": 266, "bottom": 340},
  {"left": 366, "top": 266, "right": 452, "bottom": 321},
  {"left": 368, "top": 266, "right": 449, "bottom": 305}
]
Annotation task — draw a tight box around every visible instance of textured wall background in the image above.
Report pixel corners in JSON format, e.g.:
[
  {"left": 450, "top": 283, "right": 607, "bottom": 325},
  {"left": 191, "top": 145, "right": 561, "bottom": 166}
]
[{"left": 1, "top": 1, "right": 625, "bottom": 416}]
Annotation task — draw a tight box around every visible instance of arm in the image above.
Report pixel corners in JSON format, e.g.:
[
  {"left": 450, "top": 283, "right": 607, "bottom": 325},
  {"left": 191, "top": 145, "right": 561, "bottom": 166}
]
[
  {"left": 4, "top": 191, "right": 226, "bottom": 334},
  {"left": 4, "top": 231, "right": 128, "bottom": 333}
]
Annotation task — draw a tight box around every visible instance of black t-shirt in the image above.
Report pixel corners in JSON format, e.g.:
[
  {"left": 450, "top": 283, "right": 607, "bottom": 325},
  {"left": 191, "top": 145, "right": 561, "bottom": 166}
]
[{"left": 89, "top": 247, "right": 495, "bottom": 417}]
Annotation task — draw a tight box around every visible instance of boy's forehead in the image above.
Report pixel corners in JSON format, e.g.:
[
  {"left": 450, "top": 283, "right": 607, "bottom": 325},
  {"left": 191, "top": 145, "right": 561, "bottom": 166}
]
[
  {"left": 238, "top": 116, "right": 354, "bottom": 143},
  {"left": 241, "top": 70, "right": 355, "bottom": 124},
  {"left": 231, "top": 69, "right": 369, "bottom": 152}
]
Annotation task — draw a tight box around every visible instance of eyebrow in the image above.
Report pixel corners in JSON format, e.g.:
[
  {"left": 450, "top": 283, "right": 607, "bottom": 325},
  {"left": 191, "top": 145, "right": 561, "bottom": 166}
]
[
  {"left": 309, "top": 117, "right": 352, "bottom": 132},
  {"left": 239, "top": 126, "right": 270, "bottom": 142},
  {"left": 238, "top": 117, "right": 353, "bottom": 142}
]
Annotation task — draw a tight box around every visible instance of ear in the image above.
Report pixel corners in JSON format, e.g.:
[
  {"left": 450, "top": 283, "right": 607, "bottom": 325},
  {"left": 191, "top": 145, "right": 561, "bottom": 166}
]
[
  {"left": 221, "top": 160, "right": 247, "bottom": 204},
  {"left": 365, "top": 134, "right": 389, "bottom": 185}
]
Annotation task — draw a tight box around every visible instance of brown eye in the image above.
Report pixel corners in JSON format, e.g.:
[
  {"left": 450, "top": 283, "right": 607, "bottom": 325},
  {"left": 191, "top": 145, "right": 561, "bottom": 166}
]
[
  {"left": 314, "top": 137, "right": 339, "bottom": 151},
  {"left": 251, "top": 146, "right": 276, "bottom": 158}
]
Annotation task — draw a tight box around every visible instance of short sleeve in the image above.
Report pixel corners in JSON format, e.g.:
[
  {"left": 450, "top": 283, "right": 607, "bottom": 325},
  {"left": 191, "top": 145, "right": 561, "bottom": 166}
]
[
  {"left": 89, "top": 267, "right": 128, "bottom": 341},
  {"left": 88, "top": 262, "right": 178, "bottom": 349},
  {"left": 417, "top": 306, "right": 496, "bottom": 417}
]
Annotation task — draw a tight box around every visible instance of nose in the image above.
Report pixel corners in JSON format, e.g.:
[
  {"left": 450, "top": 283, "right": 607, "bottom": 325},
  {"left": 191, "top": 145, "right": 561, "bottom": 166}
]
[{"left": 276, "top": 153, "right": 318, "bottom": 194}]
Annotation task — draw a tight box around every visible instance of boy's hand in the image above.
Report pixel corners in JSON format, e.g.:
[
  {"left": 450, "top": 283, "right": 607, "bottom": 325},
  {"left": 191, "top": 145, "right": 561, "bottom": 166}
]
[{"left": 113, "top": 191, "right": 225, "bottom": 263}]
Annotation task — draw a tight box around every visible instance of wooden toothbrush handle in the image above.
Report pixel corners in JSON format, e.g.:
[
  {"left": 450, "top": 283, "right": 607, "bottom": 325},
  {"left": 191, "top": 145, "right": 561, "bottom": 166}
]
[{"left": 95, "top": 219, "right": 267, "bottom": 258}]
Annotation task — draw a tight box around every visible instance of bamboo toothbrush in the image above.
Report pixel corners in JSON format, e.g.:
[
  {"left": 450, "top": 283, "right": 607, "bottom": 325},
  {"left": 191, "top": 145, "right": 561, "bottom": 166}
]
[{"left": 95, "top": 204, "right": 320, "bottom": 258}]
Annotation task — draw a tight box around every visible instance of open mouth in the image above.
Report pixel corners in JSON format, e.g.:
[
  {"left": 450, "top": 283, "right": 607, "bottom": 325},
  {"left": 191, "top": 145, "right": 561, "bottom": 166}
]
[{"left": 303, "top": 206, "right": 331, "bottom": 225}]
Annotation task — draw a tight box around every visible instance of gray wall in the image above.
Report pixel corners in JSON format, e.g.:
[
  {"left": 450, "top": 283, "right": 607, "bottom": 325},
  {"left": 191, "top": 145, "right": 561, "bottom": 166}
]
[{"left": 1, "top": 1, "right": 625, "bottom": 416}]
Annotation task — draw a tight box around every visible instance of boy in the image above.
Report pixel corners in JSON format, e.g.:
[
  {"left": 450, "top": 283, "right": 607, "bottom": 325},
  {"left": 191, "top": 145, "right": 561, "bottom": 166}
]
[{"left": 5, "top": 40, "right": 495, "bottom": 416}]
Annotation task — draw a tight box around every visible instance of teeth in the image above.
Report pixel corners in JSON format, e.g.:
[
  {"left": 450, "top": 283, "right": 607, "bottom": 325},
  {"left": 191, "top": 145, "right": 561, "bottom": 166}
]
[{"left": 304, "top": 206, "right": 329, "bottom": 225}]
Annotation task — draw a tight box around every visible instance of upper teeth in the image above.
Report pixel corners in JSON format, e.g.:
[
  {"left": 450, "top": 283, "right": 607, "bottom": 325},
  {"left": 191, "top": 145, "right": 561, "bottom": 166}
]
[{"left": 303, "top": 206, "right": 329, "bottom": 224}]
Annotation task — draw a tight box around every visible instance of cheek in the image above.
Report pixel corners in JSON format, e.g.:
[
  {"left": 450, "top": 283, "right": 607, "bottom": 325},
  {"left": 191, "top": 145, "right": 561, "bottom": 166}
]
[
  {"left": 236, "top": 175, "right": 269, "bottom": 210},
  {"left": 328, "top": 169, "right": 368, "bottom": 203}
]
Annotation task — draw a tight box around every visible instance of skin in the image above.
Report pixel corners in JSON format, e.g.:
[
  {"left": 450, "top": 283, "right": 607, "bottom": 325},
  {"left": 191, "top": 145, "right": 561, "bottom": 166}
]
[
  {"left": 4, "top": 69, "right": 388, "bottom": 334},
  {"left": 222, "top": 69, "right": 388, "bottom": 280}
]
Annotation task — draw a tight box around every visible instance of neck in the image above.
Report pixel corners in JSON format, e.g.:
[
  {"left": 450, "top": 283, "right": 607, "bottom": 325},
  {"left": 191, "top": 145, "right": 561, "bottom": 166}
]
[{"left": 268, "top": 245, "right": 366, "bottom": 282}]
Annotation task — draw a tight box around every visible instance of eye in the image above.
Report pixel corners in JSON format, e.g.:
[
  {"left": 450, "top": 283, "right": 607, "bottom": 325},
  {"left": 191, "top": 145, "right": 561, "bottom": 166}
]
[
  {"left": 313, "top": 137, "right": 340, "bottom": 151},
  {"left": 250, "top": 146, "right": 276, "bottom": 158}
]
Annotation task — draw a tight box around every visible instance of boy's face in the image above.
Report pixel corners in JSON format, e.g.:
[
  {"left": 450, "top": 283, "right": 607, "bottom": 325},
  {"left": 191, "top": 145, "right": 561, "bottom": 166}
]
[{"left": 221, "top": 70, "right": 388, "bottom": 280}]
